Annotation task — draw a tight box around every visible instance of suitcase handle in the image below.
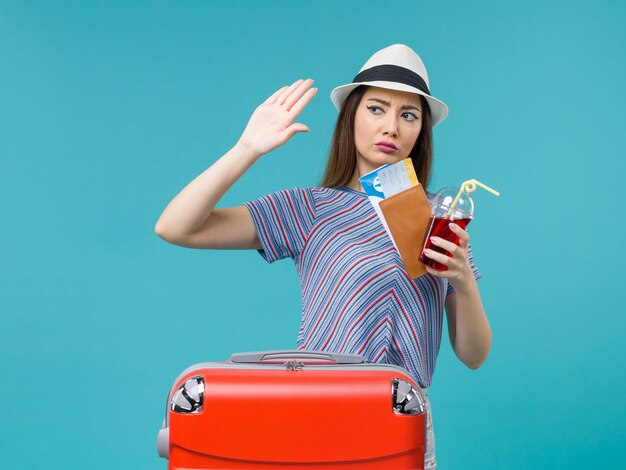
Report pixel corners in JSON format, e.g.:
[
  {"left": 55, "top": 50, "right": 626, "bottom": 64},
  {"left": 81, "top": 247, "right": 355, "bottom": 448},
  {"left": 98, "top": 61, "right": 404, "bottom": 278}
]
[{"left": 230, "top": 349, "right": 364, "bottom": 364}]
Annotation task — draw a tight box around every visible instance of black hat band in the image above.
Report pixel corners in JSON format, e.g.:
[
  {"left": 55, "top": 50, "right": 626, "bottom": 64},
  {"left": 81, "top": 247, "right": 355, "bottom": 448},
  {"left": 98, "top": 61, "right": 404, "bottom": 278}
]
[{"left": 353, "top": 64, "right": 430, "bottom": 96}]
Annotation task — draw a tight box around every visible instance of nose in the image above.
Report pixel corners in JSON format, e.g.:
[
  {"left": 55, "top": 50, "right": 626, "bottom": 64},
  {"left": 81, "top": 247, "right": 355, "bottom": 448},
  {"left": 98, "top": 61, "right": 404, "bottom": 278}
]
[{"left": 382, "top": 114, "right": 399, "bottom": 137}]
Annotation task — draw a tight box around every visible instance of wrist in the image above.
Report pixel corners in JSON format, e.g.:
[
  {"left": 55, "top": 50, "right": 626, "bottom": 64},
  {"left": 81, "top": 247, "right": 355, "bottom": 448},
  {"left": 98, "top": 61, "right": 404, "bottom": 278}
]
[
  {"left": 449, "top": 267, "right": 476, "bottom": 294},
  {"left": 233, "top": 141, "right": 263, "bottom": 162}
]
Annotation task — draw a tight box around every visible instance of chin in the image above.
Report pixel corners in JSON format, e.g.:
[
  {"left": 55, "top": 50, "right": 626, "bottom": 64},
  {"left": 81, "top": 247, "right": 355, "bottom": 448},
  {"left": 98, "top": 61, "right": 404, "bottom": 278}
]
[
  {"left": 375, "top": 152, "right": 406, "bottom": 165},
  {"left": 356, "top": 149, "right": 406, "bottom": 173}
]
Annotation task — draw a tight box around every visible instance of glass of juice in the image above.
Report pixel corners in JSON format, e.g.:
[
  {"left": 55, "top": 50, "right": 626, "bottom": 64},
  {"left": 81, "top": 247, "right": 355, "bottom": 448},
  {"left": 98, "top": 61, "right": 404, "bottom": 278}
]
[{"left": 419, "top": 187, "right": 474, "bottom": 271}]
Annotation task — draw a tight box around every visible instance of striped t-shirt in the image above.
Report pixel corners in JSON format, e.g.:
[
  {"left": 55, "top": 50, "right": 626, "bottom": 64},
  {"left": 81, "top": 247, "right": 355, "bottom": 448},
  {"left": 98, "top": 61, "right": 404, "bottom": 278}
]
[{"left": 244, "top": 186, "right": 481, "bottom": 387}]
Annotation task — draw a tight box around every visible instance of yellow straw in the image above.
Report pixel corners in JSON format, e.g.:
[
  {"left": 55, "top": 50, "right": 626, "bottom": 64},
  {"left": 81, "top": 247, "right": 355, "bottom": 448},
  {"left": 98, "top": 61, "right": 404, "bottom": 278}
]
[{"left": 445, "top": 179, "right": 500, "bottom": 219}]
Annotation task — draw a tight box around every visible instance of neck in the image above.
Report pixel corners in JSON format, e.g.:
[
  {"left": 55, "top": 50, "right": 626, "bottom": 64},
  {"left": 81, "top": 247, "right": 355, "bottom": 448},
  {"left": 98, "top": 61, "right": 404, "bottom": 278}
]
[{"left": 345, "top": 170, "right": 364, "bottom": 192}]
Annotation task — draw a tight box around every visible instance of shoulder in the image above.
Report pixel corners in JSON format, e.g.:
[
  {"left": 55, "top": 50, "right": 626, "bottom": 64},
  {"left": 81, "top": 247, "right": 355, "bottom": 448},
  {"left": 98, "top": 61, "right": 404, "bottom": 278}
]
[
  {"left": 256, "top": 186, "right": 364, "bottom": 214},
  {"left": 292, "top": 186, "right": 353, "bottom": 206},
  {"left": 310, "top": 186, "right": 367, "bottom": 203}
]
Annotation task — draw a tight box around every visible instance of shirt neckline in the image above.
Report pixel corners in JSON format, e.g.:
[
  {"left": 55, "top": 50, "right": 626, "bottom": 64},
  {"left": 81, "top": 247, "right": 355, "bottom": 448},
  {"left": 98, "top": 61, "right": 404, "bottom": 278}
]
[{"left": 338, "top": 185, "right": 367, "bottom": 196}]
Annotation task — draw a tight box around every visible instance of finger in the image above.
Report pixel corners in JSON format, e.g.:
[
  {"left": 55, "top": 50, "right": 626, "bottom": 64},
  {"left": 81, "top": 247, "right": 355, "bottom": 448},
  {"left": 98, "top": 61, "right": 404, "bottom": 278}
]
[
  {"left": 284, "top": 79, "right": 315, "bottom": 111},
  {"left": 276, "top": 79, "right": 304, "bottom": 105},
  {"left": 429, "top": 236, "right": 459, "bottom": 255},
  {"left": 449, "top": 223, "right": 470, "bottom": 247},
  {"left": 422, "top": 248, "right": 451, "bottom": 266},
  {"left": 284, "top": 123, "right": 310, "bottom": 138},
  {"left": 274, "top": 123, "right": 310, "bottom": 147},
  {"left": 264, "top": 85, "right": 289, "bottom": 105},
  {"left": 288, "top": 86, "right": 317, "bottom": 116}
]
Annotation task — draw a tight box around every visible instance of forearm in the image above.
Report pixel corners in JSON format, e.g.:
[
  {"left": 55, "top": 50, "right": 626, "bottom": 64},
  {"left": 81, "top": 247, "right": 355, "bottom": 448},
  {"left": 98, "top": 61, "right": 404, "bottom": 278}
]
[
  {"left": 449, "top": 276, "right": 492, "bottom": 369},
  {"left": 155, "top": 143, "right": 260, "bottom": 238}
]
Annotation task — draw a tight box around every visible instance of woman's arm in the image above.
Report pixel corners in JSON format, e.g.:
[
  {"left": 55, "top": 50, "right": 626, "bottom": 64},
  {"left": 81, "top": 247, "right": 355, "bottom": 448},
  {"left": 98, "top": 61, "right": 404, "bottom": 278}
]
[
  {"left": 155, "top": 143, "right": 262, "bottom": 249},
  {"left": 444, "top": 276, "right": 491, "bottom": 369},
  {"left": 423, "top": 223, "right": 492, "bottom": 369},
  {"left": 155, "top": 79, "right": 317, "bottom": 249}
]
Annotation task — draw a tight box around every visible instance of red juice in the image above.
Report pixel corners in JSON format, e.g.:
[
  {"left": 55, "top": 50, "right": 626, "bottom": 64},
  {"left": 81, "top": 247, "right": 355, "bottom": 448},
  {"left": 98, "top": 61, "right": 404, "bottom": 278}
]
[{"left": 419, "top": 217, "right": 471, "bottom": 271}]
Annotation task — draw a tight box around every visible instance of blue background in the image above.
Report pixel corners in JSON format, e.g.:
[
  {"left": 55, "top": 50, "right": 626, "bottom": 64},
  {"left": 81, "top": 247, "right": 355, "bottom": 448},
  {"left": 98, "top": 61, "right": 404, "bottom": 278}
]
[{"left": 1, "top": 1, "right": 624, "bottom": 468}]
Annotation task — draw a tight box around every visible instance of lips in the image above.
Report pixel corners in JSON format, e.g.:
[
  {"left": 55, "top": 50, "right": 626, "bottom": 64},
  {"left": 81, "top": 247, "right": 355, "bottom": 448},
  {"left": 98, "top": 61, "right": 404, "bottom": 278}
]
[{"left": 375, "top": 142, "right": 398, "bottom": 153}]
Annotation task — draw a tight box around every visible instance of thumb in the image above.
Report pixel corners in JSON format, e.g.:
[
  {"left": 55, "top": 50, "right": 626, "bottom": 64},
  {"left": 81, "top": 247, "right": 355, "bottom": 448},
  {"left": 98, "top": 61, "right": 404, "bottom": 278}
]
[{"left": 286, "top": 123, "right": 311, "bottom": 137}]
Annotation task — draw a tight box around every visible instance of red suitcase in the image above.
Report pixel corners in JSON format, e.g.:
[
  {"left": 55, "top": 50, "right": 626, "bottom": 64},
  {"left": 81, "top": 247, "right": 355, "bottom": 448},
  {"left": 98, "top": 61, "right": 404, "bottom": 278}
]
[{"left": 156, "top": 350, "right": 427, "bottom": 469}]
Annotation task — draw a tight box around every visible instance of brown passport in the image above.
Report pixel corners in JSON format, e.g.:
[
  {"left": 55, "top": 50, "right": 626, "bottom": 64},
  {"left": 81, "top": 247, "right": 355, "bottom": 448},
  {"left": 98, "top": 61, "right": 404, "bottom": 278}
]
[{"left": 379, "top": 184, "right": 433, "bottom": 278}]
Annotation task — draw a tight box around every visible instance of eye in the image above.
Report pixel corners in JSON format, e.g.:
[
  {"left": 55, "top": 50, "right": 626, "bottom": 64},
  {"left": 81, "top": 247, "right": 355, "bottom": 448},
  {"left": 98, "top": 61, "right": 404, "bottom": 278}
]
[
  {"left": 402, "top": 112, "right": 419, "bottom": 121},
  {"left": 366, "top": 105, "right": 383, "bottom": 114}
]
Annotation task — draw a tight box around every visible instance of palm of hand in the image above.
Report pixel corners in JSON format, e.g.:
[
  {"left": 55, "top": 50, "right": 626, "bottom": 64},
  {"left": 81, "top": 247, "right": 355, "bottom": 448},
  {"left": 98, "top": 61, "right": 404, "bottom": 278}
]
[{"left": 238, "top": 79, "right": 317, "bottom": 157}]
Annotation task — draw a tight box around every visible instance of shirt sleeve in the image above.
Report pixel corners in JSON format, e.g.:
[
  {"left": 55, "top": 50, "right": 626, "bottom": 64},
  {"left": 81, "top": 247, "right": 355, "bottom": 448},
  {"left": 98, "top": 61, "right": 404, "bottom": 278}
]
[
  {"left": 243, "top": 187, "right": 316, "bottom": 264},
  {"left": 446, "top": 242, "right": 482, "bottom": 296}
]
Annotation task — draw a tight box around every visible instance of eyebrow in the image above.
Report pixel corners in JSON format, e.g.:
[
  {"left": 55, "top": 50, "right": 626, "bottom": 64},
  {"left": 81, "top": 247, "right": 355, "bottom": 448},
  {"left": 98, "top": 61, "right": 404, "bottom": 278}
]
[{"left": 367, "top": 98, "right": 421, "bottom": 112}]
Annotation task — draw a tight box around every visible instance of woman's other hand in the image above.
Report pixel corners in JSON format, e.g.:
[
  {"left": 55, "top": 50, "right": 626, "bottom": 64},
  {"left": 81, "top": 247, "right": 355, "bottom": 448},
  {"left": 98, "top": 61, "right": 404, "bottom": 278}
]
[
  {"left": 236, "top": 79, "right": 318, "bottom": 157},
  {"left": 433, "top": 223, "right": 491, "bottom": 370},
  {"left": 423, "top": 223, "right": 474, "bottom": 289}
]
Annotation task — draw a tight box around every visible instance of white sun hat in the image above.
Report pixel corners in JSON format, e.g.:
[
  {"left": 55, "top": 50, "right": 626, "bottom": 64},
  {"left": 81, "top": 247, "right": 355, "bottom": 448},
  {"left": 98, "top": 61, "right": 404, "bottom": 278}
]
[{"left": 330, "top": 44, "right": 449, "bottom": 127}]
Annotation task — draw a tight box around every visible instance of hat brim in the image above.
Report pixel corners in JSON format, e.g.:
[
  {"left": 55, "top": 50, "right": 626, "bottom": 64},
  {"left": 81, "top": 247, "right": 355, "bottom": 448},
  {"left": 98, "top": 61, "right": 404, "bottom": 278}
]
[{"left": 330, "top": 81, "right": 449, "bottom": 127}]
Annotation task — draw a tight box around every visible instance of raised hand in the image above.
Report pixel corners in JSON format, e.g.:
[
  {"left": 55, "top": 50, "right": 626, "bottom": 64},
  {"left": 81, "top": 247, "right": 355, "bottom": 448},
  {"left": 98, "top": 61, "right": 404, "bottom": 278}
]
[{"left": 237, "top": 79, "right": 318, "bottom": 157}]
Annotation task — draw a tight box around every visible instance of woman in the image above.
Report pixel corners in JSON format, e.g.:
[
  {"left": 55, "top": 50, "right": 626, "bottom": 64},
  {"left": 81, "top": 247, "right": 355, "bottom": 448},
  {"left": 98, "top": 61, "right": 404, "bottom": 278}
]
[{"left": 156, "top": 44, "right": 492, "bottom": 469}]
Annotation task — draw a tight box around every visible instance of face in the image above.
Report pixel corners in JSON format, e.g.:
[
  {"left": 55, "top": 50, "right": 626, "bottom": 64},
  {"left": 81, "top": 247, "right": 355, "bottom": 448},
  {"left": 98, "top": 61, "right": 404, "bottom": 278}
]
[{"left": 353, "top": 86, "right": 423, "bottom": 177}]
